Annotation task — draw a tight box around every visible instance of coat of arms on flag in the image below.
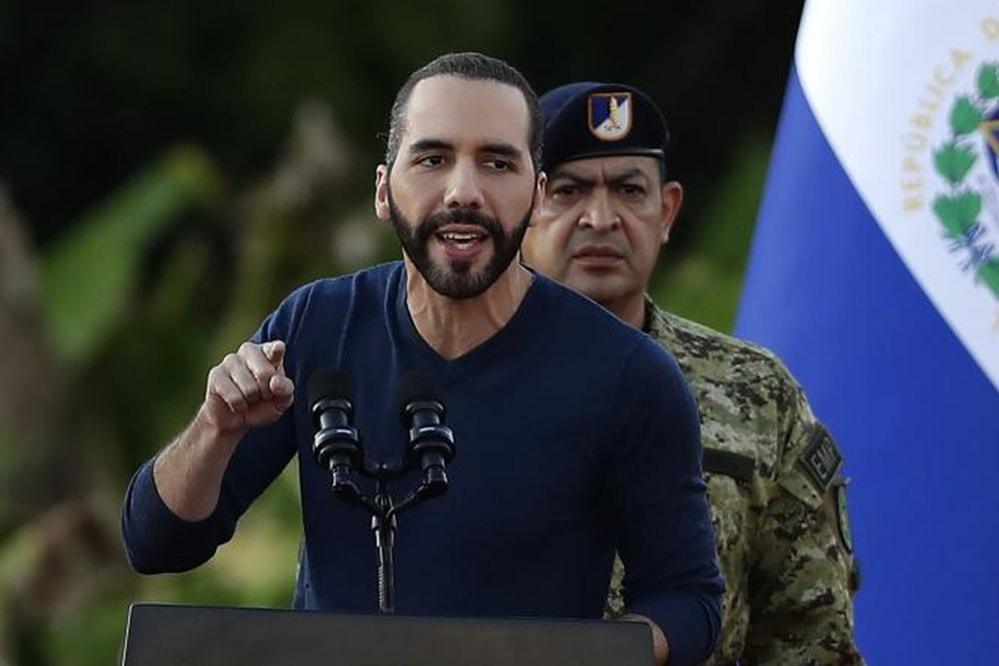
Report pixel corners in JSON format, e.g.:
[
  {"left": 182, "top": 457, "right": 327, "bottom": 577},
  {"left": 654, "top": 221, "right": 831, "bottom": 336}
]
[
  {"left": 930, "top": 61, "right": 999, "bottom": 302},
  {"left": 588, "top": 92, "right": 632, "bottom": 141}
]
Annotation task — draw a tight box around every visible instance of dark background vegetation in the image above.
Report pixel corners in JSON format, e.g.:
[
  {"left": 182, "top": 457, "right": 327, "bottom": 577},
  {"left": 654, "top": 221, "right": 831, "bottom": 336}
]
[{"left": 0, "top": 2, "right": 803, "bottom": 663}]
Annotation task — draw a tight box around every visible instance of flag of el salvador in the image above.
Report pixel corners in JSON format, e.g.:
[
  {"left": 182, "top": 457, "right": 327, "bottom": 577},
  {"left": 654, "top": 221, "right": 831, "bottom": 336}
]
[{"left": 736, "top": 1, "right": 999, "bottom": 662}]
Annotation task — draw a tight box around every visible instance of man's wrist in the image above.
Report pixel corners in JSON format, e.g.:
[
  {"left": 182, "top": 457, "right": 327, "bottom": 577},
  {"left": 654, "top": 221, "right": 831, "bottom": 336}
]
[
  {"left": 191, "top": 404, "right": 247, "bottom": 451},
  {"left": 619, "top": 613, "right": 669, "bottom": 665},
  {"left": 152, "top": 408, "right": 245, "bottom": 521}
]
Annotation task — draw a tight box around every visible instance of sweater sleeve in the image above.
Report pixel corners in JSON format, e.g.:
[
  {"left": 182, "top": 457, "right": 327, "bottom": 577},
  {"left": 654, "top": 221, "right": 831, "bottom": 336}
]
[
  {"left": 120, "top": 286, "right": 311, "bottom": 574},
  {"left": 609, "top": 337, "right": 724, "bottom": 665}
]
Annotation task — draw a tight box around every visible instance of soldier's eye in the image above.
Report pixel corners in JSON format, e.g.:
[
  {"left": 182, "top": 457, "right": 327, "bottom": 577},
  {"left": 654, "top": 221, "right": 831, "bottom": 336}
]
[{"left": 619, "top": 184, "right": 645, "bottom": 198}]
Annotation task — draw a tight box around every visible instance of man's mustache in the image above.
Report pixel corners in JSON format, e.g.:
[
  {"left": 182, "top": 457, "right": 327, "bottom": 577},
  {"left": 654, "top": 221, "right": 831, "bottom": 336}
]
[
  {"left": 567, "top": 234, "right": 628, "bottom": 257},
  {"left": 417, "top": 208, "right": 504, "bottom": 240}
]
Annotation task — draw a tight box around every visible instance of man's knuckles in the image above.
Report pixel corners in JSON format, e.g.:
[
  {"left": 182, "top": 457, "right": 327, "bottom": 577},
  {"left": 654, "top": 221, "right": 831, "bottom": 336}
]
[
  {"left": 270, "top": 374, "right": 294, "bottom": 397},
  {"left": 263, "top": 340, "right": 286, "bottom": 364},
  {"left": 237, "top": 341, "right": 258, "bottom": 356},
  {"left": 204, "top": 344, "right": 293, "bottom": 425}
]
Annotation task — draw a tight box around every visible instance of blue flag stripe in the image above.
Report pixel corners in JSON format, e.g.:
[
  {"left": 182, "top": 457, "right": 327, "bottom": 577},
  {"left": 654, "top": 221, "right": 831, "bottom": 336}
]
[{"left": 736, "top": 68, "right": 999, "bottom": 663}]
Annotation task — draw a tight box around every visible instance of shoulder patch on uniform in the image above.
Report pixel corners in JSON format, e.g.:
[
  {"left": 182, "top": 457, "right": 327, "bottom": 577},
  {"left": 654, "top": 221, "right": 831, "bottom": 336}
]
[
  {"left": 703, "top": 448, "right": 755, "bottom": 483},
  {"left": 799, "top": 425, "right": 843, "bottom": 491},
  {"left": 835, "top": 481, "right": 855, "bottom": 554}
]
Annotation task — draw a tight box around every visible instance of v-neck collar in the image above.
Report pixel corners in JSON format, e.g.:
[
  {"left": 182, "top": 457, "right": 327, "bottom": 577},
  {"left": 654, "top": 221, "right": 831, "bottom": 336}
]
[{"left": 392, "top": 263, "right": 548, "bottom": 383}]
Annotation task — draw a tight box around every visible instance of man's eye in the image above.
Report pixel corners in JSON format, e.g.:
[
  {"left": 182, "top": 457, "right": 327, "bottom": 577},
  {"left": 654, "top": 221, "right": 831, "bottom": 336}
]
[
  {"left": 619, "top": 184, "right": 645, "bottom": 197},
  {"left": 418, "top": 155, "right": 444, "bottom": 167},
  {"left": 551, "top": 185, "right": 579, "bottom": 198},
  {"left": 486, "top": 159, "right": 512, "bottom": 171}
]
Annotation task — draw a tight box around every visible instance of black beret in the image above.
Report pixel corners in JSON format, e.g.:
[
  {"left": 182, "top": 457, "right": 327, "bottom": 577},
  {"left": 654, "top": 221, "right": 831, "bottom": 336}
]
[{"left": 539, "top": 82, "right": 669, "bottom": 173}]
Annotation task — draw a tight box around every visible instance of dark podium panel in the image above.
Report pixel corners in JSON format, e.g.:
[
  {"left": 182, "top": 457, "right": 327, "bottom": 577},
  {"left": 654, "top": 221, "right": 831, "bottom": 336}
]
[{"left": 121, "top": 603, "right": 654, "bottom": 666}]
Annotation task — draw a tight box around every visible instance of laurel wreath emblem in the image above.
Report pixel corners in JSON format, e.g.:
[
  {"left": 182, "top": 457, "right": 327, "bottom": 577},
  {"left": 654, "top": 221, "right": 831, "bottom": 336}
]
[{"left": 931, "top": 61, "right": 999, "bottom": 300}]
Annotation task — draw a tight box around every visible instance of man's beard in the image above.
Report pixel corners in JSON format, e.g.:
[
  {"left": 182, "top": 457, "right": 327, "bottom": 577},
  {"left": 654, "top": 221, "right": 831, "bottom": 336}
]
[{"left": 388, "top": 189, "right": 532, "bottom": 300}]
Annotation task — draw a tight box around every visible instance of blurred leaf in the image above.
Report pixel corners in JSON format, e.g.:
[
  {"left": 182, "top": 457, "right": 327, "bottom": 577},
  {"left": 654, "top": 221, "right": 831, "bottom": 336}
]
[
  {"left": 932, "top": 191, "right": 981, "bottom": 237},
  {"left": 204, "top": 466, "right": 301, "bottom": 607},
  {"left": 39, "top": 145, "right": 221, "bottom": 365},
  {"left": 654, "top": 255, "right": 746, "bottom": 333},
  {"left": 46, "top": 599, "right": 130, "bottom": 666},
  {"left": 653, "top": 134, "right": 771, "bottom": 333},
  {"left": 147, "top": 238, "right": 211, "bottom": 326},
  {"left": 372, "top": 0, "right": 511, "bottom": 68},
  {"left": 135, "top": 466, "right": 302, "bottom": 610},
  {"left": 977, "top": 62, "right": 999, "bottom": 99},
  {"left": 978, "top": 258, "right": 999, "bottom": 300},
  {"left": 949, "top": 96, "right": 984, "bottom": 135},
  {"left": 0, "top": 426, "right": 11, "bottom": 507},
  {"left": 0, "top": 514, "right": 37, "bottom": 582},
  {"left": 933, "top": 142, "right": 977, "bottom": 184}
]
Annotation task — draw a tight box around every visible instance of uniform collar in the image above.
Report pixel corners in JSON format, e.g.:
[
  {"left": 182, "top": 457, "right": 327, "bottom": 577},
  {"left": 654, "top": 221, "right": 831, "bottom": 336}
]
[{"left": 642, "top": 294, "right": 675, "bottom": 341}]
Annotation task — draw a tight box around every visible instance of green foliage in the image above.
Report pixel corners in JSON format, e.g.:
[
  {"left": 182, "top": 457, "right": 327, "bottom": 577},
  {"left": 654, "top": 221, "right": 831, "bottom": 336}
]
[
  {"left": 949, "top": 96, "right": 984, "bottom": 135},
  {"left": 135, "top": 467, "right": 302, "bottom": 608},
  {"left": 932, "top": 191, "right": 981, "bottom": 238},
  {"left": 89, "top": 241, "right": 220, "bottom": 468},
  {"left": 933, "top": 142, "right": 977, "bottom": 185},
  {"left": 45, "top": 600, "right": 129, "bottom": 666},
  {"left": 39, "top": 146, "right": 221, "bottom": 366},
  {"left": 977, "top": 62, "right": 999, "bottom": 99},
  {"left": 0, "top": 427, "right": 10, "bottom": 511},
  {"left": 652, "top": 134, "right": 771, "bottom": 333},
  {"left": 370, "top": 0, "right": 512, "bottom": 66},
  {"left": 978, "top": 259, "right": 999, "bottom": 299}
]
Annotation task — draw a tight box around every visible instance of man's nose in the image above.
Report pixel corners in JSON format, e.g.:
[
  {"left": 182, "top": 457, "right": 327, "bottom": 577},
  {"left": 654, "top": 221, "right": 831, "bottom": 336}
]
[
  {"left": 443, "top": 159, "right": 485, "bottom": 209},
  {"left": 579, "top": 189, "right": 620, "bottom": 231}
]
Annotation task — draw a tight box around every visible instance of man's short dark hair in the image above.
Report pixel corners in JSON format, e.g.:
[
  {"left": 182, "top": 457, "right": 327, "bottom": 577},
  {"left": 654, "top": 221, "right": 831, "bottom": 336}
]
[{"left": 385, "top": 52, "right": 543, "bottom": 172}]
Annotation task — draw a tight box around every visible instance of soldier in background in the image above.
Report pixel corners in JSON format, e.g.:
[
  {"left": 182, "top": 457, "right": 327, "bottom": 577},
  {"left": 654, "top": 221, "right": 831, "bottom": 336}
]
[{"left": 521, "top": 82, "right": 864, "bottom": 665}]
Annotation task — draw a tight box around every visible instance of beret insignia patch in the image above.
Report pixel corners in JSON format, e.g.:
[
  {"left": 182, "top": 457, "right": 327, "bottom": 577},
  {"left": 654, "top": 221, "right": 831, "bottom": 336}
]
[{"left": 588, "top": 92, "right": 632, "bottom": 141}]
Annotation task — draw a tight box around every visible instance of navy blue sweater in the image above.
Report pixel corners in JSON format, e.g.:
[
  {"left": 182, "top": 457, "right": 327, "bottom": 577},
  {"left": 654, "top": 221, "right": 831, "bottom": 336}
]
[{"left": 122, "top": 263, "right": 722, "bottom": 664}]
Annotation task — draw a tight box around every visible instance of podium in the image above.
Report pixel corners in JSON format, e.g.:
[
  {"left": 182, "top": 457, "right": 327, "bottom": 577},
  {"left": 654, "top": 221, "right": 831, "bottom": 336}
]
[{"left": 121, "top": 603, "right": 654, "bottom": 665}]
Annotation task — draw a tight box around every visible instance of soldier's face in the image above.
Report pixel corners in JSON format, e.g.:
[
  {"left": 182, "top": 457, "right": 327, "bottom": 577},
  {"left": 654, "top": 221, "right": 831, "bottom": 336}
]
[
  {"left": 523, "top": 155, "right": 680, "bottom": 309},
  {"left": 374, "top": 75, "right": 542, "bottom": 299}
]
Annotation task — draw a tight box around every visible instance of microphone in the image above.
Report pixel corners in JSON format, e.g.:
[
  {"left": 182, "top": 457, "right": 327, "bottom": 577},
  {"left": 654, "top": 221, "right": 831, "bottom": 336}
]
[
  {"left": 309, "top": 368, "right": 363, "bottom": 498},
  {"left": 398, "top": 372, "right": 455, "bottom": 498}
]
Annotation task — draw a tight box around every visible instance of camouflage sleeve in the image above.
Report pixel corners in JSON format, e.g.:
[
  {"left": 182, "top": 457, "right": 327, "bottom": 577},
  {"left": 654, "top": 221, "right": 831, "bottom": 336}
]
[
  {"left": 743, "top": 369, "right": 864, "bottom": 665},
  {"left": 605, "top": 554, "right": 626, "bottom": 619}
]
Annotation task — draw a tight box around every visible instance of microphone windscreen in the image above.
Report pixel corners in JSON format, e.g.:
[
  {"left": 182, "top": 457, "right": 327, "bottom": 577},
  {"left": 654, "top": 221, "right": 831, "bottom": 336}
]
[
  {"left": 397, "top": 371, "right": 442, "bottom": 415},
  {"left": 307, "top": 368, "right": 352, "bottom": 406}
]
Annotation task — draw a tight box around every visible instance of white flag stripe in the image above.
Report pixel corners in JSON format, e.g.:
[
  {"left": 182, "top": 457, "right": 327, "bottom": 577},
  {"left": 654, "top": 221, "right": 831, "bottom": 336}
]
[{"left": 796, "top": 0, "right": 999, "bottom": 391}]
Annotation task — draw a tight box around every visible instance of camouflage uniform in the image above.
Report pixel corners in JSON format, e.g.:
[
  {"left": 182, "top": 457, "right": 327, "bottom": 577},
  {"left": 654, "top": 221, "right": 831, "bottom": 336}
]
[{"left": 606, "top": 300, "right": 864, "bottom": 665}]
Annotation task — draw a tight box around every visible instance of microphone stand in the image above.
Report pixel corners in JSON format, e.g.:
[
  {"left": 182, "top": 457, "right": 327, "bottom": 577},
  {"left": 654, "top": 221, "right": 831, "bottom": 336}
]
[
  {"left": 321, "top": 457, "right": 452, "bottom": 614},
  {"left": 372, "top": 481, "right": 396, "bottom": 613},
  {"left": 311, "top": 375, "right": 455, "bottom": 615}
]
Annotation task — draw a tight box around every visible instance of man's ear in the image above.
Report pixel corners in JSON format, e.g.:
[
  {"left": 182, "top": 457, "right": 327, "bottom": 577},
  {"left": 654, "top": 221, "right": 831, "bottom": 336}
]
[
  {"left": 530, "top": 171, "right": 548, "bottom": 227},
  {"left": 660, "top": 180, "right": 683, "bottom": 244},
  {"left": 374, "top": 164, "right": 391, "bottom": 221}
]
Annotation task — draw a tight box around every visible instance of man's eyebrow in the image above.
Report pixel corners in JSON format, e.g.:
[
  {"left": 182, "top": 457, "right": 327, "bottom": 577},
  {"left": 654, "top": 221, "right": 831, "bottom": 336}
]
[
  {"left": 407, "top": 138, "right": 454, "bottom": 153},
  {"left": 550, "top": 167, "right": 652, "bottom": 187},
  {"left": 406, "top": 139, "right": 525, "bottom": 161},
  {"left": 549, "top": 171, "right": 595, "bottom": 187},
  {"left": 603, "top": 168, "right": 652, "bottom": 185},
  {"left": 480, "top": 142, "right": 527, "bottom": 162}
]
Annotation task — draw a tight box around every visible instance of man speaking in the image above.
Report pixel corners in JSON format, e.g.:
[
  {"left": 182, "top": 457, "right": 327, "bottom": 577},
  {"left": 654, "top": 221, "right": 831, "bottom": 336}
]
[
  {"left": 121, "top": 54, "right": 723, "bottom": 665},
  {"left": 522, "top": 82, "right": 862, "bottom": 664}
]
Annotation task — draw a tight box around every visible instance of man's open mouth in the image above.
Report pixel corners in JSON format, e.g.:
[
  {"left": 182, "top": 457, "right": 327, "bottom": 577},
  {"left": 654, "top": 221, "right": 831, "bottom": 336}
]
[{"left": 434, "top": 225, "right": 491, "bottom": 257}]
